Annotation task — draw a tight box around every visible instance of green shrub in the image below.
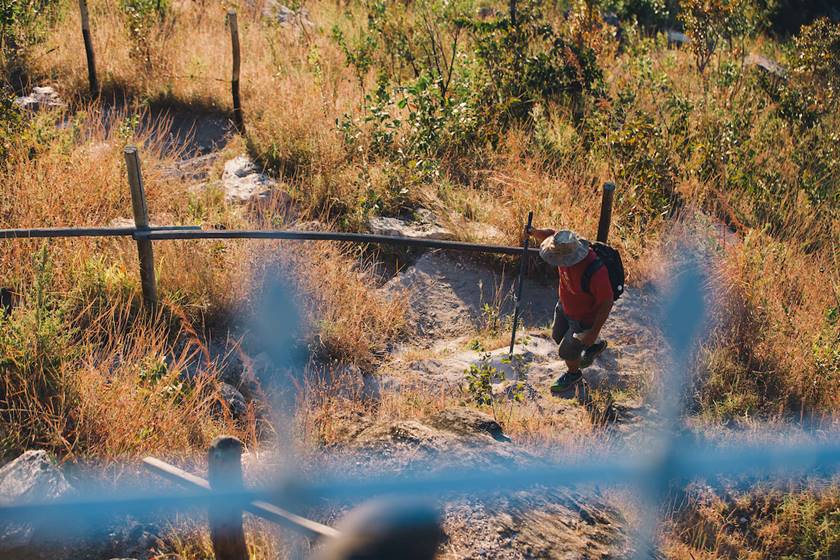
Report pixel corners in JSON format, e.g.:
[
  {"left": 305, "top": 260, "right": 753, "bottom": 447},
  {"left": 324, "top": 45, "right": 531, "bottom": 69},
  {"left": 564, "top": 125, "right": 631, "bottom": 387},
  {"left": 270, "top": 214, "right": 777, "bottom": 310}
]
[
  {"left": 0, "top": 0, "right": 60, "bottom": 54},
  {"left": 121, "top": 0, "right": 170, "bottom": 70},
  {"left": 0, "top": 246, "right": 77, "bottom": 455},
  {"left": 0, "top": 88, "right": 22, "bottom": 164},
  {"left": 333, "top": 0, "right": 605, "bottom": 189},
  {"left": 679, "top": 0, "right": 757, "bottom": 74}
]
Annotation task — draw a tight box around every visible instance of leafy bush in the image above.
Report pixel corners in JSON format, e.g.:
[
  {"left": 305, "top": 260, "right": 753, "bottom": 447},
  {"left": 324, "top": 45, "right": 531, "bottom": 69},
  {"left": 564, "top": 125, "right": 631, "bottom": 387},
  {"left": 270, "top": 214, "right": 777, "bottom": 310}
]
[
  {"left": 465, "top": 353, "right": 498, "bottom": 406},
  {"left": 121, "top": 0, "right": 170, "bottom": 71},
  {"left": 0, "top": 0, "right": 59, "bottom": 53},
  {"left": 332, "top": 0, "right": 605, "bottom": 206},
  {"left": 468, "top": 1, "right": 604, "bottom": 117},
  {"left": 679, "top": 0, "right": 757, "bottom": 74},
  {"left": 787, "top": 17, "right": 840, "bottom": 119},
  {"left": 0, "top": 247, "right": 77, "bottom": 455}
]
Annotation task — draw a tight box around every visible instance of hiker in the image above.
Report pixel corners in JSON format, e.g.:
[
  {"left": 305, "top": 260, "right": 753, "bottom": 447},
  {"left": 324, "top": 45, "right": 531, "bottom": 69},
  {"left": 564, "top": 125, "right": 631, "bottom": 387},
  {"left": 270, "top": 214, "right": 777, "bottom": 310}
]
[{"left": 525, "top": 228, "right": 618, "bottom": 394}]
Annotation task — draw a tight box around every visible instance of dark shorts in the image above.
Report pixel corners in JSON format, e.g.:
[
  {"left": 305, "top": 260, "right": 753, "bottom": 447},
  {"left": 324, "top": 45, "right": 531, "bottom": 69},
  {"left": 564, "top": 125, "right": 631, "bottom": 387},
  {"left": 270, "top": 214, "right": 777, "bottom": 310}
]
[{"left": 551, "top": 302, "right": 592, "bottom": 361}]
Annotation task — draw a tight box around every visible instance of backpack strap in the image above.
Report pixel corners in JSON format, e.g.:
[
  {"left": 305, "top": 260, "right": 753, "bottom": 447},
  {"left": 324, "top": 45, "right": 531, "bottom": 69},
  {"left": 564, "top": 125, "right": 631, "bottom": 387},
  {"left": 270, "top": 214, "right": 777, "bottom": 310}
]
[{"left": 581, "top": 258, "right": 604, "bottom": 295}]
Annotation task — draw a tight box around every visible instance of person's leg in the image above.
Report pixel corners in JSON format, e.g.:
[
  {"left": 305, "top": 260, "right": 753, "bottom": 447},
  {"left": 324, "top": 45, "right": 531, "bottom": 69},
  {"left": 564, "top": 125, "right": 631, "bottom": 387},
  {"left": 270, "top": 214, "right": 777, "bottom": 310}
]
[
  {"left": 558, "top": 329, "right": 586, "bottom": 371},
  {"left": 551, "top": 301, "right": 569, "bottom": 346},
  {"left": 551, "top": 316, "right": 587, "bottom": 393}
]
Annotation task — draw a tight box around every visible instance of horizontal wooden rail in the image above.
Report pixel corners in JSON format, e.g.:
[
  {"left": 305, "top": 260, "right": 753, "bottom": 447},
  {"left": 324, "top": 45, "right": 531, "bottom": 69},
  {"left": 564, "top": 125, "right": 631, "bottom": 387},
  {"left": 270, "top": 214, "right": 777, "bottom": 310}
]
[
  {"left": 134, "top": 228, "right": 542, "bottom": 256},
  {"left": 0, "top": 225, "right": 201, "bottom": 240},
  {"left": 142, "top": 457, "right": 341, "bottom": 540},
  {"left": 1, "top": 224, "right": 541, "bottom": 257}
]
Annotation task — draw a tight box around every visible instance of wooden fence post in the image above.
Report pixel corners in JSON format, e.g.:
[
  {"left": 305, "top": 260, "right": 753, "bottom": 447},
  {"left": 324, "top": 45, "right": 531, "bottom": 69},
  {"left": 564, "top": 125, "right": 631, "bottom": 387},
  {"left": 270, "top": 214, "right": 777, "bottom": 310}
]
[
  {"left": 208, "top": 436, "right": 249, "bottom": 560},
  {"left": 78, "top": 0, "right": 98, "bottom": 95},
  {"left": 227, "top": 10, "right": 245, "bottom": 133},
  {"left": 596, "top": 182, "right": 615, "bottom": 244},
  {"left": 124, "top": 146, "right": 158, "bottom": 309},
  {"left": 0, "top": 287, "right": 14, "bottom": 316}
]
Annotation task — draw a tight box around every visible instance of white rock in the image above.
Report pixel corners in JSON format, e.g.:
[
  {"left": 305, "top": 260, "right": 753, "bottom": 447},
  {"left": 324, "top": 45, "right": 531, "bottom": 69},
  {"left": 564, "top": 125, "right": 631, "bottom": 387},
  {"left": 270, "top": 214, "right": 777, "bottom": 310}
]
[
  {"left": 0, "top": 451, "right": 72, "bottom": 549},
  {"left": 0, "top": 450, "right": 71, "bottom": 504},
  {"left": 262, "top": 0, "right": 313, "bottom": 27},
  {"left": 745, "top": 54, "right": 787, "bottom": 78},
  {"left": 221, "top": 155, "right": 276, "bottom": 204},
  {"left": 14, "top": 86, "right": 64, "bottom": 111},
  {"left": 665, "top": 29, "right": 689, "bottom": 46},
  {"left": 368, "top": 216, "right": 454, "bottom": 241}
]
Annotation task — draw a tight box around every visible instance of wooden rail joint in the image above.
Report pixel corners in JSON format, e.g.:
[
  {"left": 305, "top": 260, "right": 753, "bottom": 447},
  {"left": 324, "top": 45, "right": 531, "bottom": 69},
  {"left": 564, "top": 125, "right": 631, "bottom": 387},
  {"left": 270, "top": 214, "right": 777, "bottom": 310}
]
[{"left": 124, "top": 146, "right": 158, "bottom": 310}]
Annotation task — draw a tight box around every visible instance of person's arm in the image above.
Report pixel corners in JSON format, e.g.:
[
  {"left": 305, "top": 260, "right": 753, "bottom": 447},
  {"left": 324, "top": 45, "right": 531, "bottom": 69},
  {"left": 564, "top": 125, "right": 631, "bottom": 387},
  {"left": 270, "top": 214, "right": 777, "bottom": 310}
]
[
  {"left": 577, "top": 299, "right": 613, "bottom": 346},
  {"left": 526, "top": 227, "right": 555, "bottom": 245}
]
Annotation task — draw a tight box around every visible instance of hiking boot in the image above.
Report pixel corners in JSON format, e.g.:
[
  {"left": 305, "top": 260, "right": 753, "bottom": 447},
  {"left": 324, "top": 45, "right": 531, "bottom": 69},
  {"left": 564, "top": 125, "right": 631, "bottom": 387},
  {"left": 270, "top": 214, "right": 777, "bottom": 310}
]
[
  {"left": 550, "top": 371, "right": 583, "bottom": 395},
  {"left": 580, "top": 340, "right": 608, "bottom": 369}
]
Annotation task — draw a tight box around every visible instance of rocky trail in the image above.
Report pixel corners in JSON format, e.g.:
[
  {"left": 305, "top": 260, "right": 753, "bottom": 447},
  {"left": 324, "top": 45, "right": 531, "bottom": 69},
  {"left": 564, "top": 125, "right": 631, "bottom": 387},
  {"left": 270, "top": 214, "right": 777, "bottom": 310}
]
[
  {"left": 345, "top": 251, "right": 668, "bottom": 558},
  {"left": 376, "top": 250, "right": 666, "bottom": 438}
]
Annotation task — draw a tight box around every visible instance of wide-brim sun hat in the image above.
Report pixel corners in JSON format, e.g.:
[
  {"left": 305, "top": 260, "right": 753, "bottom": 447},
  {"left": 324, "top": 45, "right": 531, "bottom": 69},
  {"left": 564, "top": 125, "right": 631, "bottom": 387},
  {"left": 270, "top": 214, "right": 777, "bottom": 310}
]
[{"left": 539, "top": 230, "right": 590, "bottom": 268}]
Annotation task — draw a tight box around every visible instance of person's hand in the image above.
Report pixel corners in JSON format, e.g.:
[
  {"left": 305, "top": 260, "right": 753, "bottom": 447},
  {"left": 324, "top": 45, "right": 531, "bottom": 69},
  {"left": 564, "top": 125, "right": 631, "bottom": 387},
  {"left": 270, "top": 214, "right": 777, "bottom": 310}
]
[{"left": 522, "top": 223, "right": 533, "bottom": 242}]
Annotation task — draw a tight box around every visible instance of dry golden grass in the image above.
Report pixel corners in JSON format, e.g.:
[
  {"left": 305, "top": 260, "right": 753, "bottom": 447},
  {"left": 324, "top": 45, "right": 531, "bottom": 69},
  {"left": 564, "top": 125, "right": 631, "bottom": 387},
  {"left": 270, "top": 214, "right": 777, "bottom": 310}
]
[
  {"left": 261, "top": 240, "right": 409, "bottom": 368},
  {"left": 153, "top": 515, "right": 290, "bottom": 560},
  {"left": 73, "top": 307, "right": 251, "bottom": 459},
  {"left": 300, "top": 371, "right": 594, "bottom": 452},
  {"left": 663, "top": 476, "right": 840, "bottom": 560},
  {"left": 0, "top": 291, "right": 251, "bottom": 459},
  {"left": 701, "top": 227, "right": 839, "bottom": 418}
]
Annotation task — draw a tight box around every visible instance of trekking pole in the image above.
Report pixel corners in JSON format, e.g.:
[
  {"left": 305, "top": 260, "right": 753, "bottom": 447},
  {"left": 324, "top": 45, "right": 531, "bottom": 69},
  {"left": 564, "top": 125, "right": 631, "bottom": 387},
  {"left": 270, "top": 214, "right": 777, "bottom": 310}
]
[{"left": 509, "top": 211, "right": 533, "bottom": 358}]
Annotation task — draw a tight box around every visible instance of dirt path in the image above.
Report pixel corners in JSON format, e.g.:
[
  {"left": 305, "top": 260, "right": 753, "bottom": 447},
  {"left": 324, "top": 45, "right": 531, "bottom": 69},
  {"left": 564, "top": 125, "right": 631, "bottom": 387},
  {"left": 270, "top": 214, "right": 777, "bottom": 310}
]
[{"left": 376, "top": 251, "right": 666, "bottom": 437}]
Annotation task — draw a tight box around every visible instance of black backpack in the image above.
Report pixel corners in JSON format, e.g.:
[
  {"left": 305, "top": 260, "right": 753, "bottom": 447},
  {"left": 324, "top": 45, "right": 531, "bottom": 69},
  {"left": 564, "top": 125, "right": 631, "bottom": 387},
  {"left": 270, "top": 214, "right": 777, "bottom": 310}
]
[{"left": 581, "top": 242, "right": 625, "bottom": 301}]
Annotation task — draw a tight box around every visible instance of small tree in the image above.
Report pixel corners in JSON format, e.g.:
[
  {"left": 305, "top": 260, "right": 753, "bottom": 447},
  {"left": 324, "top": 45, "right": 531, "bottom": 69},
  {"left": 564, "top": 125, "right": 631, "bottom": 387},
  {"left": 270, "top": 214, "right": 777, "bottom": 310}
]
[{"left": 679, "top": 0, "right": 754, "bottom": 76}]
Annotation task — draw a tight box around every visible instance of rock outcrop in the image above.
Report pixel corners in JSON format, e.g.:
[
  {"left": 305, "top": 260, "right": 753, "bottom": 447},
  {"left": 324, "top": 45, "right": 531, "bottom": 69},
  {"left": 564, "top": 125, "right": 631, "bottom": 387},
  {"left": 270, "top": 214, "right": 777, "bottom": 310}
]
[
  {"left": 0, "top": 450, "right": 72, "bottom": 552},
  {"left": 335, "top": 406, "right": 526, "bottom": 472},
  {"left": 0, "top": 451, "right": 167, "bottom": 559},
  {"left": 368, "top": 210, "right": 454, "bottom": 242},
  {"left": 14, "top": 86, "right": 64, "bottom": 111},
  {"left": 380, "top": 252, "right": 557, "bottom": 338},
  {"left": 426, "top": 407, "right": 510, "bottom": 442},
  {"left": 261, "top": 0, "right": 313, "bottom": 27},
  {"left": 221, "top": 155, "right": 276, "bottom": 204},
  {"left": 330, "top": 408, "right": 630, "bottom": 558}
]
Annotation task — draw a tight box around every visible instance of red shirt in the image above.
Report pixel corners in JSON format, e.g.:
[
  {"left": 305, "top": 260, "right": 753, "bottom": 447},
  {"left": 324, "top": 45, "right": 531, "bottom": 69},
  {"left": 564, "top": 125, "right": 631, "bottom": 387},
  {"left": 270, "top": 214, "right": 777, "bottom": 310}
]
[{"left": 558, "top": 248, "right": 614, "bottom": 324}]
